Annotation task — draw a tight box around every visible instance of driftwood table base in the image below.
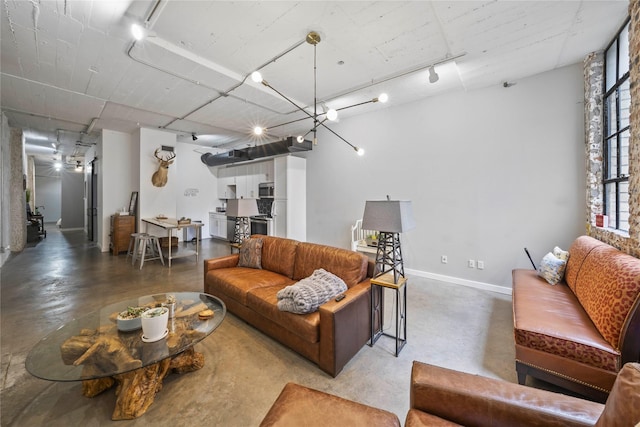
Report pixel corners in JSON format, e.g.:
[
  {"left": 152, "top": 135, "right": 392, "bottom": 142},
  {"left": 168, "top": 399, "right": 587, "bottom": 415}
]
[{"left": 81, "top": 347, "right": 204, "bottom": 420}]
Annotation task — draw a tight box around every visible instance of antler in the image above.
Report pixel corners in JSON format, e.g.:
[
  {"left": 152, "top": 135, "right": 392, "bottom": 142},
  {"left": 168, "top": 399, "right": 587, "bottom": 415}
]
[{"left": 154, "top": 148, "right": 176, "bottom": 162}]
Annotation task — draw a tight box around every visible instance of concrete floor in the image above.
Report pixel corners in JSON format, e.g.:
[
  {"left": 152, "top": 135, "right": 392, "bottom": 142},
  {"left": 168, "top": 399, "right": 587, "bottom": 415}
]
[{"left": 1, "top": 227, "right": 518, "bottom": 426}]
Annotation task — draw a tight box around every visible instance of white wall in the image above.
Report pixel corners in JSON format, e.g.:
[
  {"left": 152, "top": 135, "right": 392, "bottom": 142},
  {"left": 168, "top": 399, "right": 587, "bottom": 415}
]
[
  {"left": 139, "top": 128, "right": 178, "bottom": 235},
  {"left": 306, "top": 63, "right": 586, "bottom": 290},
  {"left": 175, "top": 142, "right": 218, "bottom": 237},
  {"left": 100, "top": 129, "right": 137, "bottom": 251}
]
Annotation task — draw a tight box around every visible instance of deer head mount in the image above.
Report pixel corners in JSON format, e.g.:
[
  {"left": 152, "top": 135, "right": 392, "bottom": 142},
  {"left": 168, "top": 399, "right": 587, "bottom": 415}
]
[{"left": 151, "top": 148, "right": 176, "bottom": 187}]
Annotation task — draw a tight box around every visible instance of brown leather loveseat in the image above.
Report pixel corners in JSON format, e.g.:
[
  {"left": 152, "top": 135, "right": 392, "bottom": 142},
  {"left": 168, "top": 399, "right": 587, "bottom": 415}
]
[
  {"left": 203, "top": 235, "right": 372, "bottom": 377},
  {"left": 259, "top": 361, "right": 640, "bottom": 426},
  {"left": 512, "top": 235, "right": 640, "bottom": 401}
]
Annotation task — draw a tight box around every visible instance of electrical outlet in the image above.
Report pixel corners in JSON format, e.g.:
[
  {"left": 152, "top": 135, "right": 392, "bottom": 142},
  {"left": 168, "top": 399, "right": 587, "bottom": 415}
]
[
  {"left": 468, "top": 259, "right": 475, "bottom": 268},
  {"left": 477, "top": 260, "right": 485, "bottom": 270},
  {"left": 441, "top": 255, "right": 448, "bottom": 264}
]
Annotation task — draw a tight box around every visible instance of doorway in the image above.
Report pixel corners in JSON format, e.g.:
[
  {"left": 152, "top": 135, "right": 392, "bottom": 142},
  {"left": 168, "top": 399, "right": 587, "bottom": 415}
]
[{"left": 87, "top": 158, "right": 98, "bottom": 241}]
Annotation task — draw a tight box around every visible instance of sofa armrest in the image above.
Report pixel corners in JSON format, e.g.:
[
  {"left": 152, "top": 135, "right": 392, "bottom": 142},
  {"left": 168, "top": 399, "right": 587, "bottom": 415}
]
[
  {"left": 203, "top": 254, "right": 239, "bottom": 276},
  {"left": 318, "top": 280, "right": 371, "bottom": 377},
  {"left": 410, "top": 361, "right": 603, "bottom": 427}
]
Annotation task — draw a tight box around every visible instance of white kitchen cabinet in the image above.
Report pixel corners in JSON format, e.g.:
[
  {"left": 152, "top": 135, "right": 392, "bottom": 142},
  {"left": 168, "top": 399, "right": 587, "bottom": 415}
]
[
  {"left": 217, "top": 167, "right": 235, "bottom": 199},
  {"left": 274, "top": 157, "right": 288, "bottom": 199},
  {"left": 246, "top": 163, "right": 259, "bottom": 198},
  {"left": 272, "top": 199, "right": 287, "bottom": 238},
  {"left": 273, "top": 156, "right": 306, "bottom": 241},
  {"left": 264, "top": 161, "right": 274, "bottom": 182},
  {"left": 209, "top": 212, "right": 227, "bottom": 240},
  {"left": 234, "top": 165, "right": 248, "bottom": 199}
]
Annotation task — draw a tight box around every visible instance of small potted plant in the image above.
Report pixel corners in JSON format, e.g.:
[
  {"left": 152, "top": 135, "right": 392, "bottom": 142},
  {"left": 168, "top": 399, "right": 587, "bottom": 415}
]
[{"left": 140, "top": 307, "right": 169, "bottom": 342}]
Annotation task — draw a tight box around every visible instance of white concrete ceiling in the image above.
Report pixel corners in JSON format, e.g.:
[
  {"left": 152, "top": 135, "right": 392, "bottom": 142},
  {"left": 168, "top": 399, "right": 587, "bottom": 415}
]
[{"left": 0, "top": 0, "right": 629, "bottom": 167}]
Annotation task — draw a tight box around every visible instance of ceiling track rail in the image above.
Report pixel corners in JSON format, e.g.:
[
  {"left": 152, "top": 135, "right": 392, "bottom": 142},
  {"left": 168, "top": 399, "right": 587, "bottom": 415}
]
[{"left": 125, "top": 27, "right": 308, "bottom": 131}]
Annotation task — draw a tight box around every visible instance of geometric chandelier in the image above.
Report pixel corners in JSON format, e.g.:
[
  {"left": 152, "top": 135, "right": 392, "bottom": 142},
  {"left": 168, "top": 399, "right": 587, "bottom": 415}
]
[{"left": 250, "top": 31, "right": 388, "bottom": 156}]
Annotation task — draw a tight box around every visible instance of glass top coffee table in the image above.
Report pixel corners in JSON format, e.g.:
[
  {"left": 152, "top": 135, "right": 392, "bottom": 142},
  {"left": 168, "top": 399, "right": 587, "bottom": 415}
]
[{"left": 26, "top": 292, "right": 225, "bottom": 420}]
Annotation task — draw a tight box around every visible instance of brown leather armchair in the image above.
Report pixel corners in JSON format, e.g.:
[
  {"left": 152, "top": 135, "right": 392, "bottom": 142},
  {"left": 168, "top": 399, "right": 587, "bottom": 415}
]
[{"left": 407, "top": 361, "right": 640, "bottom": 427}]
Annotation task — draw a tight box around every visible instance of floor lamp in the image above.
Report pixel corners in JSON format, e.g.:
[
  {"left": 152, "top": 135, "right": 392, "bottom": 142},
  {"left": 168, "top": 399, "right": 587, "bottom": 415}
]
[
  {"left": 226, "top": 199, "right": 259, "bottom": 244},
  {"left": 361, "top": 199, "right": 415, "bottom": 284}
]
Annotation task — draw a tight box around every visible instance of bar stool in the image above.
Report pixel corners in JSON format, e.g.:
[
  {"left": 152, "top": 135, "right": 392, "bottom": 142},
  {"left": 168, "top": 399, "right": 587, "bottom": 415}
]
[
  {"left": 135, "top": 234, "right": 164, "bottom": 269},
  {"left": 126, "top": 233, "right": 147, "bottom": 264}
]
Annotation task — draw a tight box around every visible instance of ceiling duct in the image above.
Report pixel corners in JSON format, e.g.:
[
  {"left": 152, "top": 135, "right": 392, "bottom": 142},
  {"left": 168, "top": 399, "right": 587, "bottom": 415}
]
[
  {"left": 201, "top": 150, "right": 248, "bottom": 166},
  {"left": 200, "top": 137, "right": 312, "bottom": 167}
]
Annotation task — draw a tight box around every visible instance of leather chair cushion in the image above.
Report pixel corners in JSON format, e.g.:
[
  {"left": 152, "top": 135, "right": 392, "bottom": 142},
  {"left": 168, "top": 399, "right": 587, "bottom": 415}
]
[
  {"left": 405, "top": 409, "right": 462, "bottom": 427},
  {"left": 206, "top": 268, "right": 294, "bottom": 305},
  {"left": 595, "top": 362, "right": 640, "bottom": 426},
  {"left": 513, "top": 269, "right": 619, "bottom": 371},
  {"left": 260, "top": 382, "right": 400, "bottom": 427},
  {"left": 247, "top": 285, "right": 320, "bottom": 343},
  {"left": 293, "top": 242, "right": 367, "bottom": 288},
  {"left": 573, "top": 245, "right": 640, "bottom": 349},
  {"left": 257, "top": 235, "right": 299, "bottom": 278}
]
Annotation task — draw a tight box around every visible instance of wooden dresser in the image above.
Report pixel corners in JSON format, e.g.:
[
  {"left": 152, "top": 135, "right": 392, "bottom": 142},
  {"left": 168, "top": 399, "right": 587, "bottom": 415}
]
[{"left": 110, "top": 214, "right": 135, "bottom": 255}]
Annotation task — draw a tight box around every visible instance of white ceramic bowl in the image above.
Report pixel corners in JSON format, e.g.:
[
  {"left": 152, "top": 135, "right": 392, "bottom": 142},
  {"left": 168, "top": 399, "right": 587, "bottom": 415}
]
[
  {"left": 141, "top": 307, "right": 169, "bottom": 342},
  {"left": 116, "top": 307, "right": 148, "bottom": 331}
]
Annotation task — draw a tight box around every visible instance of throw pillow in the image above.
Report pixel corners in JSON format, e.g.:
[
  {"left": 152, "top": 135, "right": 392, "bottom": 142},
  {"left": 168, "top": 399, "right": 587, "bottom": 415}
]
[
  {"left": 277, "top": 269, "right": 347, "bottom": 314},
  {"left": 538, "top": 252, "right": 567, "bottom": 285},
  {"left": 553, "top": 246, "right": 570, "bottom": 262},
  {"left": 237, "top": 238, "right": 263, "bottom": 269}
]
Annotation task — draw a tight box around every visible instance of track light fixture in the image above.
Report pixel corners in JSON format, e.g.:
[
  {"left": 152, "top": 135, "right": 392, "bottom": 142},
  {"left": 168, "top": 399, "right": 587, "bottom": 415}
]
[
  {"left": 428, "top": 66, "right": 439, "bottom": 84},
  {"left": 192, "top": 133, "right": 198, "bottom": 141},
  {"left": 250, "top": 31, "right": 386, "bottom": 155}
]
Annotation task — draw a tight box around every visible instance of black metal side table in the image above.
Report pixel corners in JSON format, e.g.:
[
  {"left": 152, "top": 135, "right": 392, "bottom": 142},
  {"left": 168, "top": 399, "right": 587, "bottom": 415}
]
[{"left": 369, "top": 272, "right": 407, "bottom": 356}]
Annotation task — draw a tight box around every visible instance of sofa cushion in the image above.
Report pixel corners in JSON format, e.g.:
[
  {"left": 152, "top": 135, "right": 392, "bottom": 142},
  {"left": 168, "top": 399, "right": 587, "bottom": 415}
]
[
  {"left": 565, "top": 236, "right": 605, "bottom": 293},
  {"left": 206, "top": 268, "right": 294, "bottom": 305},
  {"left": 293, "top": 242, "right": 367, "bottom": 287},
  {"left": 573, "top": 244, "right": 640, "bottom": 349},
  {"left": 260, "top": 383, "right": 401, "bottom": 427},
  {"left": 238, "top": 237, "right": 263, "bottom": 269},
  {"left": 277, "top": 269, "right": 347, "bottom": 314},
  {"left": 257, "top": 235, "right": 299, "bottom": 279},
  {"left": 247, "top": 285, "right": 320, "bottom": 343},
  {"left": 405, "top": 409, "right": 463, "bottom": 427},
  {"left": 513, "top": 269, "right": 620, "bottom": 371},
  {"left": 595, "top": 363, "right": 640, "bottom": 427}
]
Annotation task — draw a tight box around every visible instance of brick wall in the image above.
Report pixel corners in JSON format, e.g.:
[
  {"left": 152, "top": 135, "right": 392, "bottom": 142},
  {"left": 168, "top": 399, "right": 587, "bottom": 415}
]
[{"left": 587, "top": 1, "right": 640, "bottom": 257}]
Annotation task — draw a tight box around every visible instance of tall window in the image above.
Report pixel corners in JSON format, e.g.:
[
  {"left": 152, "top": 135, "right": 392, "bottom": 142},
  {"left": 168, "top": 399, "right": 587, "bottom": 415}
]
[{"left": 604, "top": 19, "right": 630, "bottom": 231}]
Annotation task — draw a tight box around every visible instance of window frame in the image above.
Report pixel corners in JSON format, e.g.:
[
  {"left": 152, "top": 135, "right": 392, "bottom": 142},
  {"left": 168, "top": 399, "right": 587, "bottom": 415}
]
[{"left": 603, "top": 18, "right": 631, "bottom": 231}]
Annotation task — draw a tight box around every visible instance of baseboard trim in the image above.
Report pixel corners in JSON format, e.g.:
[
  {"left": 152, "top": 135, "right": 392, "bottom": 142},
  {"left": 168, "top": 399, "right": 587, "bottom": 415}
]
[
  {"left": 59, "top": 227, "right": 84, "bottom": 231},
  {"left": 405, "top": 268, "right": 512, "bottom": 296}
]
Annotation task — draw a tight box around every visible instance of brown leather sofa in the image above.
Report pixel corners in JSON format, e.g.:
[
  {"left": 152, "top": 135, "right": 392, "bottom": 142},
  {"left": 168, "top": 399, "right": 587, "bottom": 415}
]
[
  {"left": 512, "top": 235, "right": 640, "bottom": 402},
  {"left": 260, "top": 361, "right": 640, "bottom": 426},
  {"left": 203, "top": 235, "right": 372, "bottom": 377},
  {"left": 406, "top": 361, "right": 640, "bottom": 426}
]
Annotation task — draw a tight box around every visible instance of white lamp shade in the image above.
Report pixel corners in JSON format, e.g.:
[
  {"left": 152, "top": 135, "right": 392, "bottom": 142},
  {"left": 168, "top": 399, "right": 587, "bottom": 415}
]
[
  {"left": 226, "top": 199, "right": 259, "bottom": 217},
  {"left": 361, "top": 200, "right": 415, "bottom": 233}
]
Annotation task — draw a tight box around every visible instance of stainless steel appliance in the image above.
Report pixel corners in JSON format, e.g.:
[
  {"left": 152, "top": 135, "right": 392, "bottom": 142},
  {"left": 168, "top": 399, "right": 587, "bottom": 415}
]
[
  {"left": 226, "top": 216, "right": 236, "bottom": 242},
  {"left": 250, "top": 215, "right": 274, "bottom": 236},
  {"left": 258, "top": 182, "right": 275, "bottom": 198}
]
